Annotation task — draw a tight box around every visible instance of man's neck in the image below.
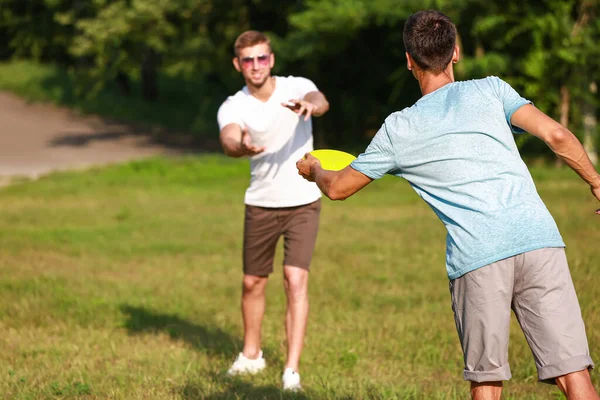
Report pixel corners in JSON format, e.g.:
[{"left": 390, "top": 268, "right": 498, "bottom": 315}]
[
  {"left": 247, "top": 76, "right": 276, "bottom": 102},
  {"left": 417, "top": 66, "right": 455, "bottom": 96}
]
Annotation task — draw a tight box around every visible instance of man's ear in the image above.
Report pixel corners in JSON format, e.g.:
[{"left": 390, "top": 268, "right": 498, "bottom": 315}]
[
  {"left": 233, "top": 57, "right": 242, "bottom": 72},
  {"left": 405, "top": 52, "right": 413, "bottom": 71},
  {"left": 452, "top": 45, "right": 460, "bottom": 64},
  {"left": 269, "top": 52, "right": 275, "bottom": 69}
]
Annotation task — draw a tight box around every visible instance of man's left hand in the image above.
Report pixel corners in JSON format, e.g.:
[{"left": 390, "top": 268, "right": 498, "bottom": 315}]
[{"left": 282, "top": 99, "right": 318, "bottom": 121}]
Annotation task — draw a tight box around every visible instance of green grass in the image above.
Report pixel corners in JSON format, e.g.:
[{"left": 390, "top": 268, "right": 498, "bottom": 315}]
[
  {"left": 0, "top": 61, "right": 224, "bottom": 139},
  {"left": 0, "top": 156, "right": 599, "bottom": 399}
]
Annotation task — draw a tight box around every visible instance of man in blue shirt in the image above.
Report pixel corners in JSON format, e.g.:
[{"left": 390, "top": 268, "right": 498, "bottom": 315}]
[{"left": 297, "top": 10, "right": 600, "bottom": 400}]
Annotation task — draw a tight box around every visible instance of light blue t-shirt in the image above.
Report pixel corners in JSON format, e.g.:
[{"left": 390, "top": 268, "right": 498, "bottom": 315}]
[{"left": 351, "top": 76, "right": 565, "bottom": 280}]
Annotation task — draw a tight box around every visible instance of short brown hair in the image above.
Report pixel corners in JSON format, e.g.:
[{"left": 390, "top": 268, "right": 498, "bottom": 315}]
[
  {"left": 234, "top": 30, "right": 271, "bottom": 57},
  {"left": 403, "top": 10, "right": 457, "bottom": 74}
]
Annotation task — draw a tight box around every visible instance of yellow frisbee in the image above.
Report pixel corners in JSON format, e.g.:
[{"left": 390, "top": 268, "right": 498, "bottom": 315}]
[{"left": 309, "top": 149, "right": 357, "bottom": 171}]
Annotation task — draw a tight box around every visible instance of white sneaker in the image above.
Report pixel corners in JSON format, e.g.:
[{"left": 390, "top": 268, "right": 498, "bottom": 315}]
[
  {"left": 227, "top": 351, "right": 266, "bottom": 376},
  {"left": 282, "top": 367, "right": 301, "bottom": 391}
]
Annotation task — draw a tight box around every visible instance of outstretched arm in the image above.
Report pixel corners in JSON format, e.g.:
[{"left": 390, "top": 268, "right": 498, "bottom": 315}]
[
  {"left": 296, "top": 154, "right": 373, "bottom": 200},
  {"left": 303, "top": 91, "right": 330, "bottom": 117},
  {"left": 282, "top": 91, "right": 330, "bottom": 121},
  {"left": 511, "top": 104, "right": 600, "bottom": 213},
  {"left": 219, "top": 123, "right": 265, "bottom": 158}
]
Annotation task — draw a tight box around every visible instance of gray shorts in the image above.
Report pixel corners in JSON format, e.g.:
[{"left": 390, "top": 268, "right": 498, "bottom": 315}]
[{"left": 449, "top": 247, "right": 594, "bottom": 383}]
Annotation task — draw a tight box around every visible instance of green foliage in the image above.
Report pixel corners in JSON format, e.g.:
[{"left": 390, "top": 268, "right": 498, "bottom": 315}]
[
  {"left": 460, "top": 0, "right": 599, "bottom": 128},
  {"left": 0, "top": 0, "right": 75, "bottom": 62},
  {"left": 0, "top": 0, "right": 598, "bottom": 155},
  {"left": 62, "top": 0, "right": 209, "bottom": 97},
  {"left": 0, "top": 61, "right": 223, "bottom": 138}
]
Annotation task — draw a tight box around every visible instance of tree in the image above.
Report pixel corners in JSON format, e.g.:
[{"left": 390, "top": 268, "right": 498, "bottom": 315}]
[
  {"left": 0, "top": 0, "right": 76, "bottom": 63},
  {"left": 279, "top": 0, "right": 480, "bottom": 148},
  {"left": 466, "top": 0, "right": 599, "bottom": 163}
]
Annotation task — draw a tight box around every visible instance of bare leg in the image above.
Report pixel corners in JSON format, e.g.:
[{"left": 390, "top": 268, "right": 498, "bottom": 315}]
[
  {"left": 241, "top": 274, "right": 268, "bottom": 359},
  {"left": 555, "top": 369, "right": 600, "bottom": 400},
  {"left": 470, "top": 382, "right": 502, "bottom": 400},
  {"left": 283, "top": 266, "right": 309, "bottom": 371}
]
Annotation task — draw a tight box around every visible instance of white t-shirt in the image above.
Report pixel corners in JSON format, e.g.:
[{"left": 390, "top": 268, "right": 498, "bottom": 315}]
[{"left": 217, "top": 76, "right": 322, "bottom": 208}]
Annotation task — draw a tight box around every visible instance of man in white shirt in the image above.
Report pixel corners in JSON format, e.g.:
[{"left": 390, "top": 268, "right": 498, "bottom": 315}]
[{"left": 217, "top": 30, "right": 330, "bottom": 391}]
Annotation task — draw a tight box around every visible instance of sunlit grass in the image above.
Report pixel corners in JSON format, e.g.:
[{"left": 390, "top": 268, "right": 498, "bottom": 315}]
[{"left": 0, "top": 155, "right": 598, "bottom": 399}]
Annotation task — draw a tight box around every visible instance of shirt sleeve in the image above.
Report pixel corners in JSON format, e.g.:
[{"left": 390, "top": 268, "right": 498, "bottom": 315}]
[
  {"left": 350, "top": 121, "right": 399, "bottom": 180},
  {"left": 217, "top": 96, "right": 244, "bottom": 131},
  {"left": 488, "top": 76, "right": 532, "bottom": 134},
  {"left": 289, "top": 76, "right": 319, "bottom": 99}
]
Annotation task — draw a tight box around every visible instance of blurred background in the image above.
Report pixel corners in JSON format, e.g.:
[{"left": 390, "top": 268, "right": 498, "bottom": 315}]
[
  {"left": 0, "top": 0, "right": 598, "bottom": 163},
  {"left": 1, "top": 2, "right": 599, "bottom": 398}
]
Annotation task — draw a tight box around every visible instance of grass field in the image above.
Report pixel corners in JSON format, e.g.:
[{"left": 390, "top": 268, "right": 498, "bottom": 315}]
[{"left": 0, "top": 155, "right": 598, "bottom": 399}]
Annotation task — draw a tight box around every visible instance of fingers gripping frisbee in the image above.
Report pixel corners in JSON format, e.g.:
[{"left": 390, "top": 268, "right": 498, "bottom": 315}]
[{"left": 309, "top": 149, "right": 357, "bottom": 171}]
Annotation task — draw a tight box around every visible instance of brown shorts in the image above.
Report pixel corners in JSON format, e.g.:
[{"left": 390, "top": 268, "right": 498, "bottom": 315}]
[
  {"left": 243, "top": 199, "right": 321, "bottom": 276},
  {"left": 450, "top": 248, "right": 594, "bottom": 384}
]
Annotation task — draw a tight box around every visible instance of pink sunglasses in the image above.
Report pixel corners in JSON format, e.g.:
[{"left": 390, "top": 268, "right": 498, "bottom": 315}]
[{"left": 239, "top": 54, "right": 271, "bottom": 69}]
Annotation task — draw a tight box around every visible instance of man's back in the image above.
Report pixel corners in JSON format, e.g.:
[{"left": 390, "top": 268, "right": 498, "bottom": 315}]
[
  {"left": 297, "top": 10, "right": 600, "bottom": 396},
  {"left": 351, "top": 76, "right": 564, "bottom": 279}
]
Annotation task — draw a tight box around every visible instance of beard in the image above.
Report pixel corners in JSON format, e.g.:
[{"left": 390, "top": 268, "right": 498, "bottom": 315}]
[{"left": 246, "top": 72, "right": 270, "bottom": 90}]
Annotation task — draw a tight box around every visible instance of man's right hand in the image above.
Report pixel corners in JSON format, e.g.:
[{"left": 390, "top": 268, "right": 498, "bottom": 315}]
[
  {"left": 219, "top": 123, "right": 265, "bottom": 158},
  {"left": 591, "top": 182, "right": 600, "bottom": 215},
  {"left": 240, "top": 128, "right": 265, "bottom": 157},
  {"left": 296, "top": 153, "right": 321, "bottom": 182}
]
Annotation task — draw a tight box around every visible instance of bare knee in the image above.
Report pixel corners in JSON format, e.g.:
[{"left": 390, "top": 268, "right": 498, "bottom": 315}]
[
  {"left": 283, "top": 267, "right": 308, "bottom": 300},
  {"left": 242, "top": 274, "right": 268, "bottom": 295}
]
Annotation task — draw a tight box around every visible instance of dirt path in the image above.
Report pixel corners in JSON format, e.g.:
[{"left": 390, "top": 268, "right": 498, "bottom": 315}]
[{"left": 0, "top": 91, "right": 200, "bottom": 186}]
